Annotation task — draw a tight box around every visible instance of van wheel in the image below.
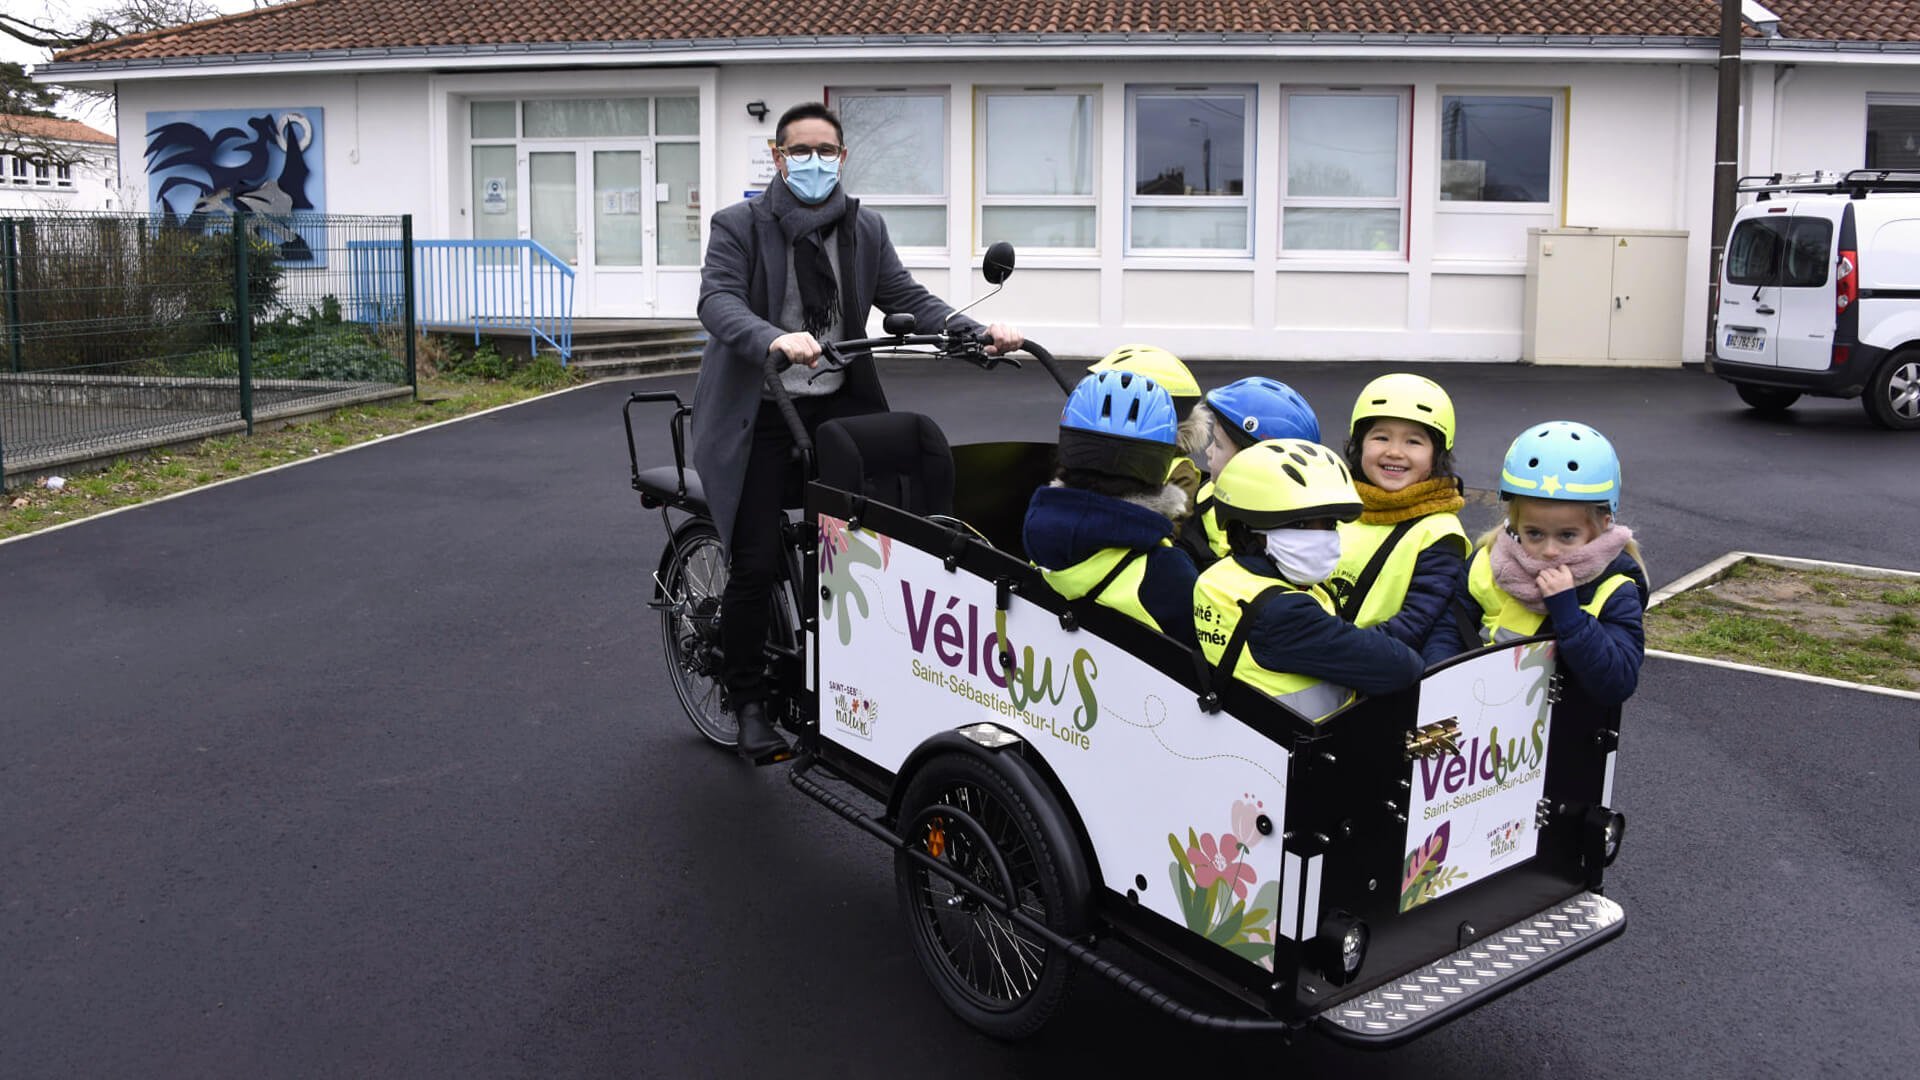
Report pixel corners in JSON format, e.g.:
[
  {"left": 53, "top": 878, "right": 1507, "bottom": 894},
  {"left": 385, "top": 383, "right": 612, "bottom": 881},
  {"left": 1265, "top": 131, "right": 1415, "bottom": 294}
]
[
  {"left": 1862, "top": 351, "right": 1920, "bottom": 430},
  {"left": 1735, "top": 384, "right": 1800, "bottom": 414}
]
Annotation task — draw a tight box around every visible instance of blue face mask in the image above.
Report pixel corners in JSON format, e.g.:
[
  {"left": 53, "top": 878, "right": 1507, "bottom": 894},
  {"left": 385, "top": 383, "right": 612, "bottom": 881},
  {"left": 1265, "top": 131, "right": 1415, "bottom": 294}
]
[{"left": 784, "top": 155, "right": 840, "bottom": 204}]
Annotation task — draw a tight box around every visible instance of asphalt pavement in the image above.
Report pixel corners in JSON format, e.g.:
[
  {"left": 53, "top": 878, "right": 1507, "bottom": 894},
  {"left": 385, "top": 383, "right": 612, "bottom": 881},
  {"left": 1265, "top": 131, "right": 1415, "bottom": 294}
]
[{"left": 2, "top": 361, "right": 1915, "bottom": 1078}]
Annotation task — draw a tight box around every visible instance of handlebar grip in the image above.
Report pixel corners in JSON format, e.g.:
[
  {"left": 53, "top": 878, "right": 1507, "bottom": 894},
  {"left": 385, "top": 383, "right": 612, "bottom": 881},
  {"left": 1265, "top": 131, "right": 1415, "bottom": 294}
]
[
  {"left": 1019, "top": 341, "right": 1074, "bottom": 395},
  {"left": 763, "top": 350, "right": 813, "bottom": 455}
]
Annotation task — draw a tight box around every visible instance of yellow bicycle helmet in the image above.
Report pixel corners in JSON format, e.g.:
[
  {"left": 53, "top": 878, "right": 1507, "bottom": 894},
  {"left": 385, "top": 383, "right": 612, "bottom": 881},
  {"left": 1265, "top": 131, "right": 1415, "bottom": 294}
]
[
  {"left": 1349, "top": 373, "right": 1457, "bottom": 450},
  {"left": 1089, "top": 344, "right": 1201, "bottom": 413},
  {"left": 1211, "top": 439, "right": 1362, "bottom": 529}
]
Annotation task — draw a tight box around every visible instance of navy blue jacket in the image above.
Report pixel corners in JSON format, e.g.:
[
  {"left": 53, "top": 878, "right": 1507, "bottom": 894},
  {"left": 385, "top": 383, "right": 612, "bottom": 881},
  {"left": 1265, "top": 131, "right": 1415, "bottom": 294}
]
[
  {"left": 1229, "top": 555, "right": 1426, "bottom": 696},
  {"left": 1373, "top": 542, "right": 1469, "bottom": 652},
  {"left": 1423, "top": 550, "right": 1648, "bottom": 706},
  {"left": 1023, "top": 485, "right": 1199, "bottom": 648}
]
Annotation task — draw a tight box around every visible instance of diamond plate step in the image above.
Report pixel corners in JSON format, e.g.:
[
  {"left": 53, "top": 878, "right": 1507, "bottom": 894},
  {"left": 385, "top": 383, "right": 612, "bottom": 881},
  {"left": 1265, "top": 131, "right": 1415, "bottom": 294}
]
[{"left": 1317, "top": 891, "right": 1625, "bottom": 1045}]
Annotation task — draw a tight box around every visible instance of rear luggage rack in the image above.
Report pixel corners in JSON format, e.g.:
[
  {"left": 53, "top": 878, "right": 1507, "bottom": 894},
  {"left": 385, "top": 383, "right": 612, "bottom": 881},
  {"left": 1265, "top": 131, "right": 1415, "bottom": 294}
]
[{"left": 1739, "top": 170, "right": 1920, "bottom": 201}]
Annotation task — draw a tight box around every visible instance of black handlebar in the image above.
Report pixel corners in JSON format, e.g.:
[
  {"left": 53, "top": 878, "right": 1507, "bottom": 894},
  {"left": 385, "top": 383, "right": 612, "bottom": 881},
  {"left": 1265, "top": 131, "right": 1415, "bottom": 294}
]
[{"left": 761, "top": 329, "right": 1071, "bottom": 465}]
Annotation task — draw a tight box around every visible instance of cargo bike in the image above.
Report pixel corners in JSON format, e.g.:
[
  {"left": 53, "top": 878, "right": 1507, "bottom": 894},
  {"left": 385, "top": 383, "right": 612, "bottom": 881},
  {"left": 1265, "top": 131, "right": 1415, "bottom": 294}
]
[{"left": 623, "top": 246, "right": 1628, "bottom": 1045}]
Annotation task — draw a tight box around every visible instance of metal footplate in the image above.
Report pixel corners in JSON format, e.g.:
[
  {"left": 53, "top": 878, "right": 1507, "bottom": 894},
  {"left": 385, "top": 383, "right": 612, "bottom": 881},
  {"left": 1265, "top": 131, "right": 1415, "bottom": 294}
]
[{"left": 1318, "top": 892, "right": 1626, "bottom": 1045}]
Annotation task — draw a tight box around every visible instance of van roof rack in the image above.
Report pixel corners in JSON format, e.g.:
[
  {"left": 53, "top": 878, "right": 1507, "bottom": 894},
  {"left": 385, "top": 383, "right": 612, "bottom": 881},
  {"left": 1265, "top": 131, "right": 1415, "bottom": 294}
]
[{"left": 1738, "top": 170, "right": 1920, "bottom": 201}]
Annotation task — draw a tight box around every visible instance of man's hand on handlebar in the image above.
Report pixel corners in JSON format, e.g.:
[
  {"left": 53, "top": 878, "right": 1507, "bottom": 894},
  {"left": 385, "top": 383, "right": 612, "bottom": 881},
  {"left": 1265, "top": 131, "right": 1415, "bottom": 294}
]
[
  {"left": 981, "top": 323, "right": 1024, "bottom": 356},
  {"left": 768, "top": 331, "right": 824, "bottom": 368}
]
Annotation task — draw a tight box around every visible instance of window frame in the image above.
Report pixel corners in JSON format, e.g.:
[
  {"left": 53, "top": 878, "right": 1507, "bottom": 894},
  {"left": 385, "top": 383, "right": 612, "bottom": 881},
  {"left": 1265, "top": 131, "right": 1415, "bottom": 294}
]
[
  {"left": 1124, "top": 84, "right": 1256, "bottom": 257},
  {"left": 828, "top": 86, "right": 951, "bottom": 253},
  {"left": 1866, "top": 93, "right": 1920, "bottom": 171},
  {"left": 1278, "top": 85, "right": 1411, "bottom": 260},
  {"left": 974, "top": 86, "right": 1101, "bottom": 256},
  {"left": 1434, "top": 88, "right": 1565, "bottom": 214}
]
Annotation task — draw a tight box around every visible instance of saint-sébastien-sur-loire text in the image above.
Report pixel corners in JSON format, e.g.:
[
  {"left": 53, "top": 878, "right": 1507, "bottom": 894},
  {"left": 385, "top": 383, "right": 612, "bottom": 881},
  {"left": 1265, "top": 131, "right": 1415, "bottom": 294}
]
[
  {"left": 901, "top": 579, "right": 1098, "bottom": 751},
  {"left": 1418, "top": 720, "right": 1548, "bottom": 820}
]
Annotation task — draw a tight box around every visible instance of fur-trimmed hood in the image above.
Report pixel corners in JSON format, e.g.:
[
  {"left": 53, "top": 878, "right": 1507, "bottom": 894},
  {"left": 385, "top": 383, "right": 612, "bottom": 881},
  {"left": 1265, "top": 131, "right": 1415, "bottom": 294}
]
[{"left": 1022, "top": 482, "right": 1185, "bottom": 570}]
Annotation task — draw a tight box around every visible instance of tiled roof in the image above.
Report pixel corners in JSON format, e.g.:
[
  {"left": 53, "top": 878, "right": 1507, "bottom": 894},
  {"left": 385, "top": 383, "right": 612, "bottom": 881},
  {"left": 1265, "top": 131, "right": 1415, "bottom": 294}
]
[
  {"left": 0, "top": 114, "right": 116, "bottom": 145},
  {"left": 47, "top": 0, "right": 1920, "bottom": 64}
]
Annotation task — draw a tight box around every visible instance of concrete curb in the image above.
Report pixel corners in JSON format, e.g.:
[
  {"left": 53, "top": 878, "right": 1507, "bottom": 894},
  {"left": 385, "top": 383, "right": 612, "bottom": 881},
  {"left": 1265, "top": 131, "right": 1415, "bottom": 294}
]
[{"left": 1647, "top": 550, "right": 1920, "bottom": 702}]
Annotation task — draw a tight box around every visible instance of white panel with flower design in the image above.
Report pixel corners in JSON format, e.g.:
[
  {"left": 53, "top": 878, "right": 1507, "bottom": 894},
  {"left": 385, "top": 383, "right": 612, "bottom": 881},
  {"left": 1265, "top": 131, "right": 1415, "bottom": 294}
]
[{"left": 816, "top": 515, "right": 1292, "bottom": 969}]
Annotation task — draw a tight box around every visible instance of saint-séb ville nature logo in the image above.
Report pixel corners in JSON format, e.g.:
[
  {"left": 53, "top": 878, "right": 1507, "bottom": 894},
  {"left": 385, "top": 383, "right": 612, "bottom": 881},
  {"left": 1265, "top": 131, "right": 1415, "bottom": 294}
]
[{"left": 829, "top": 681, "right": 877, "bottom": 740}]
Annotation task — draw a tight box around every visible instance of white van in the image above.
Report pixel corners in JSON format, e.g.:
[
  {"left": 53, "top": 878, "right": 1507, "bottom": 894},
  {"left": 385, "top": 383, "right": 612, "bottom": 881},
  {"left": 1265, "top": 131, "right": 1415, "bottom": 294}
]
[{"left": 1714, "top": 170, "right": 1920, "bottom": 429}]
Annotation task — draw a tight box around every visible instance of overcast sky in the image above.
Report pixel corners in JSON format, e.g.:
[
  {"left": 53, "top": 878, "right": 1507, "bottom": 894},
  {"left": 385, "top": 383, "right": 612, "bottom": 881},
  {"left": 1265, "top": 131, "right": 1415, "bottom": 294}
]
[{"left": 5, "top": 1, "right": 255, "bottom": 127}]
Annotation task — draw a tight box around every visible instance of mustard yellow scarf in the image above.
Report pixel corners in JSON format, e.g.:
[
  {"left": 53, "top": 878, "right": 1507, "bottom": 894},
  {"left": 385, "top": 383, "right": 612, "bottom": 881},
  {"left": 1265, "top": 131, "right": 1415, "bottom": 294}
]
[{"left": 1355, "top": 477, "right": 1464, "bottom": 525}]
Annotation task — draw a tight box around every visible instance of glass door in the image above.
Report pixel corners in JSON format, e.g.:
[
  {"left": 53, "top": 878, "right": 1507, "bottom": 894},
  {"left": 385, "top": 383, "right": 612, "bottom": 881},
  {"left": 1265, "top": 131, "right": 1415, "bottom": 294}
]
[
  {"left": 589, "top": 146, "right": 654, "bottom": 316},
  {"left": 529, "top": 150, "right": 580, "bottom": 266}
]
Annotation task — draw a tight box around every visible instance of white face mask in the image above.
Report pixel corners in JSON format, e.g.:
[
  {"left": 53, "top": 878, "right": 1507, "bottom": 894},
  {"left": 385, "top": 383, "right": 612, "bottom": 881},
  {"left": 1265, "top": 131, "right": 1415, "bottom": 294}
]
[{"left": 1262, "top": 527, "right": 1342, "bottom": 585}]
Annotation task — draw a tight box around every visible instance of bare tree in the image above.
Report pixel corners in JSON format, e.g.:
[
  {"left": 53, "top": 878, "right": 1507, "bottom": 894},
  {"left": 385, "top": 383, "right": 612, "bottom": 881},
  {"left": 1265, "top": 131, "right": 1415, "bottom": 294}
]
[{"left": 1, "top": 1, "right": 226, "bottom": 165}]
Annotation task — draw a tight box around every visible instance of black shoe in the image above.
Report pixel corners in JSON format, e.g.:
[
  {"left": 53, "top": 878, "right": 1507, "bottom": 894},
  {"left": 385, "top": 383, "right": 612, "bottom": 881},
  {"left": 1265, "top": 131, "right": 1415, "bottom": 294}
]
[{"left": 734, "top": 700, "right": 789, "bottom": 763}]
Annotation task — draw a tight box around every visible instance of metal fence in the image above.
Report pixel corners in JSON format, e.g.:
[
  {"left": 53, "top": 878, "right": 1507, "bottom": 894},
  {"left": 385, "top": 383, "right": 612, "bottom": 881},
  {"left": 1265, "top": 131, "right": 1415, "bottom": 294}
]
[{"left": 0, "top": 211, "right": 415, "bottom": 488}]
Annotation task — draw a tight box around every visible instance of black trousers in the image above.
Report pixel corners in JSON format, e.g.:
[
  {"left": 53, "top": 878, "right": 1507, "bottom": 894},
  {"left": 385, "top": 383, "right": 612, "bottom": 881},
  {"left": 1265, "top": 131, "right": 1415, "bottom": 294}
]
[{"left": 721, "top": 393, "right": 863, "bottom": 706}]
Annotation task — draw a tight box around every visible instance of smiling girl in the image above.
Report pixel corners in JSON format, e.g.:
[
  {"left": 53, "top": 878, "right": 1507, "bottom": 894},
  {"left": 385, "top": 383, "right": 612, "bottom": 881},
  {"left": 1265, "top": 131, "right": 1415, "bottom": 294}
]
[
  {"left": 1425, "top": 421, "right": 1648, "bottom": 706},
  {"left": 1329, "top": 374, "right": 1470, "bottom": 650}
]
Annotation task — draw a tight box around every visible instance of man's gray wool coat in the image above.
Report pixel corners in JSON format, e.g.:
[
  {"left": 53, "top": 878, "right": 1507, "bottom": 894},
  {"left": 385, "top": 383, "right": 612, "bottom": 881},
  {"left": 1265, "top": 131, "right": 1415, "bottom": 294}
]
[{"left": 690, "top": 193, "right": 978, "bottom": 552}]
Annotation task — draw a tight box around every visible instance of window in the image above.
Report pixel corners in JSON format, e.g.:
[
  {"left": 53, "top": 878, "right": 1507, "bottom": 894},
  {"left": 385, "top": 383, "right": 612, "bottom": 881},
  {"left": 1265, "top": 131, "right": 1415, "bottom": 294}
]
[
  {"left": 56, "top": 163, "right": 73, "bottom": 187},
  {"left": 1726, "top": 217, "right": 1832, "bottom": 288},
  {"left": 835, "top": 89, "right": 948, "bottom": 248},
  {"left": 1127, "top": 87, "right": 1253, "bottom": 254},
  {"left": 9, "top": 156, "right": 25, "bottom": 184},
  {"left": 1867, "top": 98, "right": 1920, "bottom": 170},
  {"left": 522, "top": 98, "right": 648, "bottom": 138},
  {"left": 1280, "top": 88, "right": 1409, "bottom": 255},
  {"left": 33, "top": 160, "right": 50, "bottom": 185},
  {"left": 471, "top": 100, "right": 516, "bottom": 138},
  {"left": 1439, "top": 94, "right": 1557, "bottom": 204},
  {"left": 977, "top": 89, "right": 1097, "bottom": 251}
]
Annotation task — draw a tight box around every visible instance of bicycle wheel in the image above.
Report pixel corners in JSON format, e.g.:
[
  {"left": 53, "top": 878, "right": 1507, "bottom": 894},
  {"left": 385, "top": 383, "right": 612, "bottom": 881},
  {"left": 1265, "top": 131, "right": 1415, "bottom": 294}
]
[
  {"left": 658, "top": 521, "right": 735, "bottom": 747},
  {"left": 894, "top": 752, "right": 1081, "bottom": 1039}
]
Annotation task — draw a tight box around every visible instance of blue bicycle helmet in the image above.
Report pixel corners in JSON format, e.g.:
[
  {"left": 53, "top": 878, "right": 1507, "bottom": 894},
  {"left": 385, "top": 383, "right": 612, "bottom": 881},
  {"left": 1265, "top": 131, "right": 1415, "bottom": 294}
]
[
  {"left": 1204, "top": 377, "right": 1321, "bottom": 449},
  {"left": 1058, "top": 371, "right": 1179, "bottom": 485},
  {"left": 1498, "top": 421, "right": 1622, "bottom": 511}
]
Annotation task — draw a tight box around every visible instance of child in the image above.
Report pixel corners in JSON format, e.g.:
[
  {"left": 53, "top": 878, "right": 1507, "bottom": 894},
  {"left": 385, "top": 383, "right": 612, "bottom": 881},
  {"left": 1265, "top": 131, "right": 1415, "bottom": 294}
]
[
  {"left": 1025, "top": 371, "right": 1199, "bottom": 646},
  {"left": 1193, "top": 439, "right": 1424, "bottom": 722},
  {"left": 1329, "top": 374, "right": 1470, "bottom": 650},
  {"left": 1175, "top": 377, "right": 1320, "bottom": 569},
  {"left": 1424, "top": 421, "right": 1647, "bottom": 706},
  {"left": 1090, "top": 344, "right": 1206, "bottom": 507}
]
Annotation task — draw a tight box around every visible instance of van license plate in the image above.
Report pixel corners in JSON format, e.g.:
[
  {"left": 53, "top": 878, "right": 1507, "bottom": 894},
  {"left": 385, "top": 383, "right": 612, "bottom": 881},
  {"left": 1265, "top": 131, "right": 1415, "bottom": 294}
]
[{"left": 1724, "top": 330, "right": 1765, "bottom": 351}]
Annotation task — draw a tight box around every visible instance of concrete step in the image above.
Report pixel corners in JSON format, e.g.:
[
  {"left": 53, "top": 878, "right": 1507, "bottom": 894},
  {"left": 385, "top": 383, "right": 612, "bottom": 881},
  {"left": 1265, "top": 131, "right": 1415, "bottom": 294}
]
[
  {"left": 569, "top": 334, "right": 708, "bottom": 360},
  {"left": 570, "top": 351, "right": 703, "bottom": 379}
]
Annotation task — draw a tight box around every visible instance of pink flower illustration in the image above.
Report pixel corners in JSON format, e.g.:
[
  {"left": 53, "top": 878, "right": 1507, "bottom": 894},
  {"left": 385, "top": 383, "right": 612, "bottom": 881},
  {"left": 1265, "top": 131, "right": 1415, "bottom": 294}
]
[
  {"left": 1188, "top": 832, "right": 1258, "bottom": 899},
  {"left": 818, "top": 517, "right": 852, "bottom": 572},
  {"left": 1230, "top": 798, "right": 1264, "bottom": 851}
]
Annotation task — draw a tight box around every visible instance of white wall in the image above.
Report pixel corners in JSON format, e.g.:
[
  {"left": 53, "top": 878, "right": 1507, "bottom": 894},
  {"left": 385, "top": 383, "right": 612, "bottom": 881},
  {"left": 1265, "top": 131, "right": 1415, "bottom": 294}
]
[
  {"left": 114, "top": 72, "right": 436, "bottom": 222},
  {"left": 0, "top": 142, "right": 118, "bottom": 212},
  {"left": 103, "top": 54, "right": 1920, "bottom": 365},
  {"left": 1770, "top": 64, "right": 1920, "bottom": 176}
]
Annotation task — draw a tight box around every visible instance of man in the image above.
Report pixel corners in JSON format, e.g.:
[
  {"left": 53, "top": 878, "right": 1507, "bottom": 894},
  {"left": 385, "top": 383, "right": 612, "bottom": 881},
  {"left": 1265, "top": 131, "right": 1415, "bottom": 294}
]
[{"left": 691, "top": 102, "right": 1022, "bottom": 762}]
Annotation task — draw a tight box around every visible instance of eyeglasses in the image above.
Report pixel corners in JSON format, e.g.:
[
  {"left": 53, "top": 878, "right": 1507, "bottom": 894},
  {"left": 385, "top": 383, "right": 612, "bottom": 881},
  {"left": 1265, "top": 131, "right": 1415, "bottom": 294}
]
[{"left": 778, "top": 143, "right": 844, "bottom": 164}]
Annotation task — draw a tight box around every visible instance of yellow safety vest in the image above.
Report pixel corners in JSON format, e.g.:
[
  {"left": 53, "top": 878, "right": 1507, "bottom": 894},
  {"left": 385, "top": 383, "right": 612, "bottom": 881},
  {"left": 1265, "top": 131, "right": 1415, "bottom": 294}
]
[
  {"left": 1194, "top": 480, "right": 1230, "bottom": 561},
  {"left": 1041, "top": 544, "right": 1164, "bottom": 632},
  {"left": 1331, "top": 513, "right": 1469, "bottom": 628},
  {"left": 1194, "top": 558, "right": 1356, "bottom": 722},
  {"left": 1465, "top": 546, "right": 1634, "bottom": 644}
]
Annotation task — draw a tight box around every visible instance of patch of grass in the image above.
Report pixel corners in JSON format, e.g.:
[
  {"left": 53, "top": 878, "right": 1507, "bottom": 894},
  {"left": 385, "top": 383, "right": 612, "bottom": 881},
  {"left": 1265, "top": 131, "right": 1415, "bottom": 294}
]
[
  {"left": 1651, "top": 560, "right": 1920, "bottom": 691},
  {"left": 1, "top": 373, "right": 575, "bottom": 541}
]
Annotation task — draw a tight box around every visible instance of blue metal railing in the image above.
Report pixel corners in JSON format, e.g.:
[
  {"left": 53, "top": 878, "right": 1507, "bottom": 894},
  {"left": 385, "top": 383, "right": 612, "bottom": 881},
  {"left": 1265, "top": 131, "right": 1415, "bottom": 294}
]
[{"left": 347, "top": 238, "right": 574, "bottom": 362}]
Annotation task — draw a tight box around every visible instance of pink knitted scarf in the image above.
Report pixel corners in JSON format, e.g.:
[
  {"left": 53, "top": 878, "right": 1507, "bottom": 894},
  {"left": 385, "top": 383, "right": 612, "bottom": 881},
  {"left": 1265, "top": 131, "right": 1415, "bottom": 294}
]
[{"left": 1490, "top": 524, "right": 1635, "bottom": 613}]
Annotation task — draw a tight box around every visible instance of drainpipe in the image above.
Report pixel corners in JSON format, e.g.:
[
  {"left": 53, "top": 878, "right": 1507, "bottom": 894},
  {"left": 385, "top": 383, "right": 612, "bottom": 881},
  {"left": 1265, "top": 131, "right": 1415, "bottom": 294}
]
[
  {"left": 1707, "top": 0, "right": 1743, "bottom": 364},
  {"left": 1768, "top": 65, "right": 1798, "bottom": 173}
]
